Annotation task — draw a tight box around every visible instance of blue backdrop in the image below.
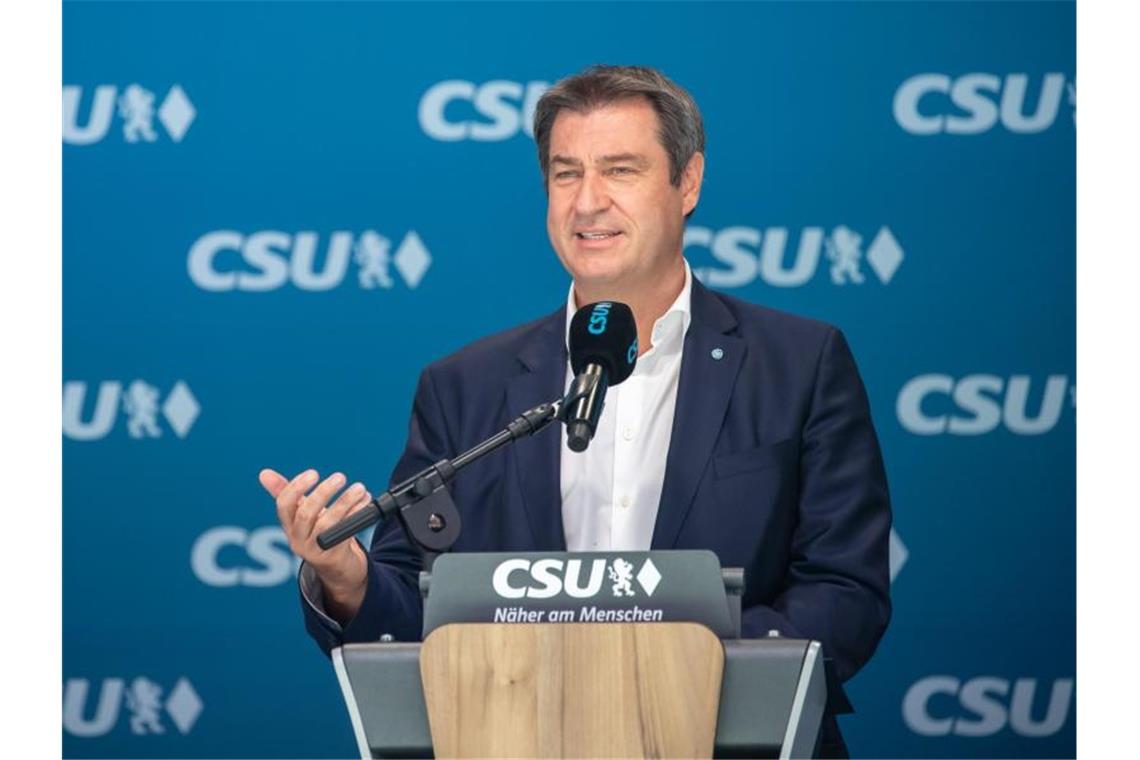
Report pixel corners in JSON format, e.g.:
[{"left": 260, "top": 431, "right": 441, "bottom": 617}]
[{"left": 62, "top": 1, "right": 1075, "bottom": 757}]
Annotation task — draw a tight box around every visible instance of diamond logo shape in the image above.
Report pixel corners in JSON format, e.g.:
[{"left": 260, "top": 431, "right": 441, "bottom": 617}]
[
  {"left": 889, "top": 528, "right": 908, "bottom": 583},
  {"left": 393, "top": 231, "right": 432, "bottom": 289},
  {"left": 164, "top": 678, "right": 202, "bottom": 735},
  {"left": 162, "top": 381, "right": 200, "bottom": 438},
  {"left": 866, "top": 226, "right": 904, "bottom": 284},
  {"left": 158, "top": 85, "right": 196, "bottom": 142},
  {"left": 636, "top": 558, "right": 661, "bottom": 597}
]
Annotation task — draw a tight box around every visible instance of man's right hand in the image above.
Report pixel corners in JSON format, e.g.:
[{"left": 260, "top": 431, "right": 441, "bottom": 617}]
[{"left": 259, "top": 468, "right": 372, "bottom": 623}]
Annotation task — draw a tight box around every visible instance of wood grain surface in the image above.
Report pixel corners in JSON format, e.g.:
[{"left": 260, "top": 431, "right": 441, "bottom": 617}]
[{"left": 420, "top": 622, "right": 725, "bottom": 758}]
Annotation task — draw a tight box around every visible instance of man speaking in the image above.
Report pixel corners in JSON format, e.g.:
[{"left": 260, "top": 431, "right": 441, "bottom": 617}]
[{"left": 260, "top": 65, "right": 891, "bottom": 757}]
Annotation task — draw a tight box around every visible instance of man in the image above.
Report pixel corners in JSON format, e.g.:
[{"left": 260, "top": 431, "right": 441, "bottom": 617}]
[{"left": 260, "top": 65, "right": 891, "bottom": 757}]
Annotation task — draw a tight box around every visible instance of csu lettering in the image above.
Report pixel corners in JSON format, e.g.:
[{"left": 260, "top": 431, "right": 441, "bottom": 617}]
[
  {"left": 63, "top": 84, "right": 196, "bottom": 145},
  {"left": 492, "top": 558, "right": 606, "bottom": 599},
  {"left": 894, "top": 73, "right": 1074, "bottom": 135},
  {"left": 191, "top": 526, "right": 300, "bottom": 587},
  {"left": 588, "top": 302, "right": 611, "bottom": 335},
  {"left": 63, "top": 677, "right": 202, "bottom": 737},
  {"left": 684, "top": 225, "right": 904, "bottom": 288},
  {"left": 419, "top": 80, "right": 550, "bottom": 141},
  {"left": 187, "top": 229, "right": 432, "bottom": 291},
  {"left": 902, "top": 676, "right": 1073, "bottom": 738},
  {"left": 896, "top": 374, "right": 1071, "bottom": 436}
]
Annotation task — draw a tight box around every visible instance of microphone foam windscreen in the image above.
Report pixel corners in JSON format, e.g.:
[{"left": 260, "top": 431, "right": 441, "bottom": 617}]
[{"left": 569, "top": 301, "right": 638, "bottom": 385}]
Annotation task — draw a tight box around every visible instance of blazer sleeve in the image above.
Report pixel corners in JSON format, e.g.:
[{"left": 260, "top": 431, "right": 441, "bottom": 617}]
[
  {"left": 740, "top": 327, "right": 893, "bottom": 684},
  {"left": 299, "top": 366, "right": 455, "bottom": 655}
]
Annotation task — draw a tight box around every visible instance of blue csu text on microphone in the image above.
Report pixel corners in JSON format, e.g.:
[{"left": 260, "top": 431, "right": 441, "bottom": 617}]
[{"left": 587, "top": 302, "right": 612, "bottom": 334}]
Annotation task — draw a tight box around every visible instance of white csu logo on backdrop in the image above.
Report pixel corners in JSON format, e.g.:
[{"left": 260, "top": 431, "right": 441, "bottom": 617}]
[
  {"left": 492, "top": 557, "right": 661, "bottom": 599},
  {"left": 63, "top": 677, "right": 203, "bottom": 737},
  {"left": 192, "top": 526, "right": 300, "bottom": 587},
  {"left": 63, "top": 381, "right": 200, "bottom": 441},
  {"left": 684, "top": 225, "right": 904, "bottom": 289},
  {"left": 63, "top": 85, "right": 196, "bottom": 145},
  {"left": 903, "top": 676, "right": 1073, "bottom": 738},
  {"left": 419, "top": 80, "right": 550, "bottom": 141},
  {"left": 897, "top": 374, "right": 1072, "bottom": 436},
  {"left": 188, "top": 230, "right": 432, "bottom": 292},
  {"left": 894, "top": 73, "right": 1075, "bottom": 135}
]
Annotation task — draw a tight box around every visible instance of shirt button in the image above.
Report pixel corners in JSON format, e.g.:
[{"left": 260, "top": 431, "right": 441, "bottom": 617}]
[
  {"left": 620, "top": 495, "right": 631, "bottom": 509},
  {"left": 622, "top": 427, "right": 634, "bottom": 441}
]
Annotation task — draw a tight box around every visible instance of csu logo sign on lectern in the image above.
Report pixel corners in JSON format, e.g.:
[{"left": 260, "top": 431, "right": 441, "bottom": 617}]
[{"left": 491, "top": 557, "right": 662, "bottom": 599}]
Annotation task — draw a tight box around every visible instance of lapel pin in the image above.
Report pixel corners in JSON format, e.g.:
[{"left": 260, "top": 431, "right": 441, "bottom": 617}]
[{"left": 711, "top": 348, "right": 724, "bottom": 360}]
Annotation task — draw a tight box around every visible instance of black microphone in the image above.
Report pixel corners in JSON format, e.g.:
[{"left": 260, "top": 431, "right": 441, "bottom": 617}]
[{"left": 565, "top": 301, "right": 638, "bottom": 452}]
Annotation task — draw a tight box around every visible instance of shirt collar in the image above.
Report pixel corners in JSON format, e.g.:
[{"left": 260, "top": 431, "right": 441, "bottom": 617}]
[{"left": 563, "top": 258, "right": 694, "bottom": 355}]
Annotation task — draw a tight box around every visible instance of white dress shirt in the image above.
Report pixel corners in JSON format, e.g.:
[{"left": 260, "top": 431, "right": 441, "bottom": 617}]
[{"left": 561, "top": 260, "right": 693, "bottom": 552}]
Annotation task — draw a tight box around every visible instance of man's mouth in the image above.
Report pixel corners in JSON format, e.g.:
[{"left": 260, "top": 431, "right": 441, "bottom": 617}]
[{"left": 575, "top": 231, "right": 622, "bottom": 240}]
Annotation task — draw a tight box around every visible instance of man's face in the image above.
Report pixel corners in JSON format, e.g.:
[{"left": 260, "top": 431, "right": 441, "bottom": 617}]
[{"left": 545, "top": 98, "right": 702, "bottom": 297}]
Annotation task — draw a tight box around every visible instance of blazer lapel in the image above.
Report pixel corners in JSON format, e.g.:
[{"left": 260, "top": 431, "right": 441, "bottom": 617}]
[
  {"left": 505, "top": 308, "right": 568, "bottom": 551},
  {"left": 652, "top": 281, "right": 744, "bottom": 549}
]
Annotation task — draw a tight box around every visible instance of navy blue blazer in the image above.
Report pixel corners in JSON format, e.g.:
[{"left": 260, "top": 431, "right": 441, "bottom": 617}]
[{"left": 302, "top": 278, "right": 892, "bottom": 700}]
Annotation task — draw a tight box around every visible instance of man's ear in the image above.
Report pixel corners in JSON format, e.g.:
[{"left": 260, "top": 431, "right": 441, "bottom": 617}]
[{"left": 680, "top": 152, "right": 705, "bottom": 216}]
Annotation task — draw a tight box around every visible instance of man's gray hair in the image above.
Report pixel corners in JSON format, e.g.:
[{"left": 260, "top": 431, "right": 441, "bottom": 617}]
[{"left": 533, "top": 65, "right": 706, "bottom": 188}]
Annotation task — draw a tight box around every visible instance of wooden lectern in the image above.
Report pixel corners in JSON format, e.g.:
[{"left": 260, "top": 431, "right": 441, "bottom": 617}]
[
  {"left": 332, "top": 551, "right": 826, "bottom": 758},
  {"left": 421, "top": 622, "right": 723, "bottom": 757}
]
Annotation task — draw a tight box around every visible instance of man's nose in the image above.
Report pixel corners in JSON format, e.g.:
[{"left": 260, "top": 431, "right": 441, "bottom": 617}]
[{"left": 573, "top": 171, "right": 611, "bottom": 216}]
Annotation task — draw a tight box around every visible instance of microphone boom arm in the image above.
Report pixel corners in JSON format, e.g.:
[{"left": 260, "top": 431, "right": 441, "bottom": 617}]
[{"left": 316, "top": 395, "right": 566, "bottom": 557}]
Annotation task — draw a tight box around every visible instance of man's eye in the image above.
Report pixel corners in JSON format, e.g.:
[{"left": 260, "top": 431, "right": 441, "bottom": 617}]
[
  {"left": 608, "top": 166, "right": 636, "bottom": 176},
  {"left": 554, "top": 171, "right": 581, "bottom": 180}
]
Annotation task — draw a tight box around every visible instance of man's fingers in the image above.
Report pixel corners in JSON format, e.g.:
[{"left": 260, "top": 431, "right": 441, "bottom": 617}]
[
  {"left": 312, "top": 487, "right": 371, "bottom": 546},
  {"left": 295, "top": 472, "right": 346, "bottom": 540},
  {"left": 258, "top": 468, "right": 289, "bottom": 498},
  {"left": 341, "top": 491, "right": 374, "bottom": 532},
  {"left": 328, "top": 483, "right": 368, "bottom": 521},
  {"left": 275, "top": 469, "right": 319, "bottom": 527},
  {"left": 283, "top": 469, "right": 320, "bottom": 501}
]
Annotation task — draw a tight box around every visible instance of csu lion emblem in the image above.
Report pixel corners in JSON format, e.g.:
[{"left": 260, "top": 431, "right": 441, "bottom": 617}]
[{"left": 607, "top": 558, "right": 635, "bottom": 597}]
